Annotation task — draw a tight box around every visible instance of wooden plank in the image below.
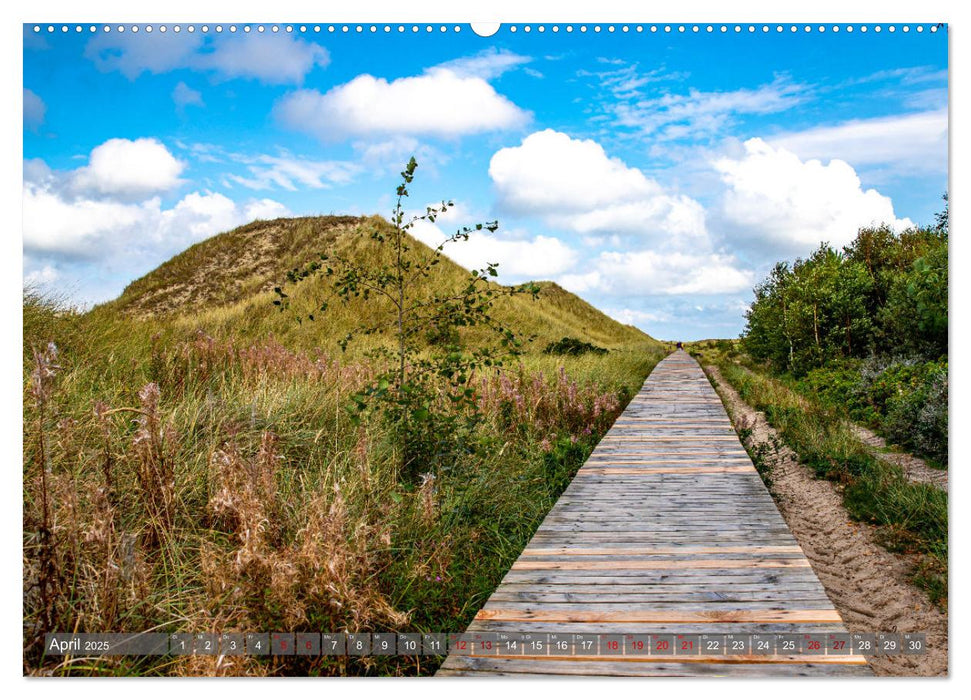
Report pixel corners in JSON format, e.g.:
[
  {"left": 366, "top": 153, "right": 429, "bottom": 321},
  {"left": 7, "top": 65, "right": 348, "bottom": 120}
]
[
  {"left": 474, "top": 609, "right": 844, "bottom": 623},
  {"left": 443, "top": 653, "right": 867, "bottom": 666},
  {"left": 597, "top": 435, "right": 738, "bottom": 445},
  {"left": 464, "top": 621, "right": 851, "bottom": 635},
  {"left": 437, "top": 657, "right": 871, "bottom": 677},
  {"left": 511, "top": 559, "right": 812, "bottom": 571},
  {"left": 575, "top": 467, "right": 757, "bottom": 475},
  {"left": 521, "top": 546, "right": 804, "bottom": 555}
]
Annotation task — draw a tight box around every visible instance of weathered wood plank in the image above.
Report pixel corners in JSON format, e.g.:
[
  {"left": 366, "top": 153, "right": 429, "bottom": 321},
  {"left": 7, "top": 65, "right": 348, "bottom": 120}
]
[
  {"left": 437, "top": 659, "right": 871, "bottom": 677},
  {"left": 473, "top": 609, "right": 844, "bottom": 623},
  {"left": 464, "top": 621, "right": 851, "bottom": 635},
  {"left": 521, "top": 546, "right": 804, "bottom": 555},
  {"left": 510, "top": 559, "right": 812, "bottom": 571}
]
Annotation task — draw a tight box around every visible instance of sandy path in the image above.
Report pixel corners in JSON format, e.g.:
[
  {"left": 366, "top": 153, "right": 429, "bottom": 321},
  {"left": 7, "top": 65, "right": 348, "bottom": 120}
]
[
  {"left": 705, "top": 365, "right": 947, "bottom": 677},
  {"left": 849, "top": 424, "right": 948, "bottom": 490}
]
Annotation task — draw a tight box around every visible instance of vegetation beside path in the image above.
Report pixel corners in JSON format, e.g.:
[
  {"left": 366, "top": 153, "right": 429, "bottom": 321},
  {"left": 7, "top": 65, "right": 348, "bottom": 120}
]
[{"left": 689, "top": 342, "right": 947, "bottom": 610}]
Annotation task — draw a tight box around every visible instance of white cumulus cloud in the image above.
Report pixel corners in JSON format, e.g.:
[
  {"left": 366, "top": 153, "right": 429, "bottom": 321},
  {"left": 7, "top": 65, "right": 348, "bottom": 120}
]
[
  {"left": 23, "top": 185, "right": 158, "bottom": 257},
  {"left": 489, "top": 129, "right": 709, "bottom": 248},
  {"left": 713, "top": 138, "right": 914, "bottom": 254},
  {"left": 408, "top": 203, "right": 577, "bottom": 280},
  {"left": 23, "top": 183, "right": 288, "bottom": 262},
  {"left": 559, "top": 250, "right": 753, "bottom": 297},
  {"left": 71, "top": 138, "right": 185, "bottom": 199},
  {"left": 23, "top": 148, "right": 290, "bottom": 304},
  {"left": 274, "top": 68, "right": 530, "bottom": 141}
]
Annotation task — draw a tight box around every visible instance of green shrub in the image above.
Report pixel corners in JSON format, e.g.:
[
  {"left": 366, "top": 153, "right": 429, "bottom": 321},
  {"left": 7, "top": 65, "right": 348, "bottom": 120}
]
[
  {"left": 856, "top": 357, "right": 948, "bottom": 465},
  {"left": 543, "top": 336, "right": 608, "bottom": 356}
]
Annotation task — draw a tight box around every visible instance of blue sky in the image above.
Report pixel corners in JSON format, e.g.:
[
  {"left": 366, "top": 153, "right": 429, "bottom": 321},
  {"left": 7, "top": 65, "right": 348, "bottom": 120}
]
[{"left": 22, "top": 23, "right": 948, "bottom": 340}]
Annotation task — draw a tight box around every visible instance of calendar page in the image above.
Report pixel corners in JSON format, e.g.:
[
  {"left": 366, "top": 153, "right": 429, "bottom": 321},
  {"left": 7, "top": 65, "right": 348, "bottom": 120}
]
[{"left": 20, "top": 2, "right": 949, "bottom": 684}]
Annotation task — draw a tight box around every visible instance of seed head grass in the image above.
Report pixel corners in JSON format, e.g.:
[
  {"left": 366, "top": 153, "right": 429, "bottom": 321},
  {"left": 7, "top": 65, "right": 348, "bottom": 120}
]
[{"left": 23, "top": 234, "right": 665, "bottom": 676}]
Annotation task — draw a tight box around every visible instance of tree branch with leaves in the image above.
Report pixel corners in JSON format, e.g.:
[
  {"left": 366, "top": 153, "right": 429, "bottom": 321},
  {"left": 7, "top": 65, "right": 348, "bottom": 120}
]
[{"left": 273, "top": 157, "right": 540, "bottom": 483}]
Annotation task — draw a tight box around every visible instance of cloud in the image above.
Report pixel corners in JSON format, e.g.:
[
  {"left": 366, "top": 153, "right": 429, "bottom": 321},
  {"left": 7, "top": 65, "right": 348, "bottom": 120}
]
[
  {"left": 197, "top": 32, "right": 329, "bottom": 85},
  {"left": 434, "top": 48, "right": 531, "bottom": 80},
  {"left": 23, "top": 179, "right": 286, "bottom": 262},
  {"left": 488, "top": 129, "right": 755, "bottom": 297},
  {"left": 162, "top": 192, "right": 289, "bottom": 238},
  {"left": 608, "top": 77, "right": 807, "bottom": 141},
  {"left": 352, "top": 137, "right": 449, "bottom": 174},
  {"left": 84, "top": 31, "right": 327, "bottom": 84},
  {"left": 23, "top": 183, "right": 290, "bottom": 300},
  {"left": 602, "top": 307, "right": 670, "bottom": 325},
  {"left": 71, "top": 138, "right": 184, "bottom": 198},
  {"left": 23, "top": 146, "right": 289, "bottom": 303},
  {"left": 491, "top": 129, "right": 657, "bottom": 214},
  {"left": 23, "top": 185, "right": 159, "bottom": 257},
  {"left": 408, "top": 203, "right": 577, "bottom": 280},
  {"left": 489, "top": 129, "right": 708, "bottom": 248},
  {"left": 175, "top": 141, "right": 226, "bottom": 164},
  {"left": 171, "top": 142, "right": 364, "bottom": 192},
  {"left": 713, "top": 138, "right": 914, "bottom": 254},
  {"left": 559, "top": 250, "right": 753, "bottom": 296},
  {"left": 24, "top": 264, "right": 60, "bottom": 289},
  {"left": 274, "top": 68, "right": 530, "bottom": 141},
  {"left": 769, "top": 109, "right": 947, "bottom": 174},
  {"left": 902, "top": 88, "right": 947, "bottom": 111},
  {"left": 580, "top": 60, "right": 686, "bottom": 99},
  {"left": 844, "top": 65, "right": 948, "bottom": 87},
  {"left": 172, "top": 81, "right": 204, "bottom": 111},
  {"left": 226, "top": 153, "right": 360, "bottom": 191},
  {"left": 85, "top": 31, "right": 204, "bottom": 79},
  {"left": 24, "top": 88, "right": 46, "bottom": 129}
]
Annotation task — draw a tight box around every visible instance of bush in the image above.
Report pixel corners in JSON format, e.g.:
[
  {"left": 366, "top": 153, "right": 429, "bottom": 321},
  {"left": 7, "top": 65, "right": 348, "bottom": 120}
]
[
  {"left": 792, "top": 355, "right": 948, "bottom": 466},
  {"left": 799, "top": 361, "right": 864, "bottom": 416},
  {"left": 883, "top": 363, "right": 948, "bottom": 465},
  {"left": 855, "top": 357, "right": 948, "bottom": 465},
  {"left": 543, "top": 337, "right": 608, "bottom": 356}
]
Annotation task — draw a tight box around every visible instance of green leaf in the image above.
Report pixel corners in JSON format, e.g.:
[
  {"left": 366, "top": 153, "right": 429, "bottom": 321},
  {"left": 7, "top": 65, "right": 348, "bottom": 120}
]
[{"left": 412, "top": 408, "right": 429, "bottom": 422}]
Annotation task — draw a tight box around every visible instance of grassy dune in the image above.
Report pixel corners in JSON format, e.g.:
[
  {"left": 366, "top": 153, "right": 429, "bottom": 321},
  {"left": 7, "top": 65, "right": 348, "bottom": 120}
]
[{"left": 23, "top": 216, "right": 667, "bottom": 676}]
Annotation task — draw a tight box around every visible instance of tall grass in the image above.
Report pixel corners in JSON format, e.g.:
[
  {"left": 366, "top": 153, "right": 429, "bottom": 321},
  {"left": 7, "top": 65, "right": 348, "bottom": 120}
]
[
  {"left": 695, "top": 351, "right": 947, "bottom": 609},
  {"left": 23, "top": 292, "right": 664, "bottom": 675}
]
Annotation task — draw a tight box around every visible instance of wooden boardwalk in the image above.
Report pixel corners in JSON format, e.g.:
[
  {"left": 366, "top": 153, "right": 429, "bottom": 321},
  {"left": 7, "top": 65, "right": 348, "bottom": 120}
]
[{"left": 438, "top": 351, "right": 870, "bottom": 676}]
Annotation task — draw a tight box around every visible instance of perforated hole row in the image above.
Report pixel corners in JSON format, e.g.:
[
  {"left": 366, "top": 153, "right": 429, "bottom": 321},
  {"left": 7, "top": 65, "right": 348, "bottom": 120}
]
[{"left": 31, "top": 24, "right": 943, "bottom": 35}]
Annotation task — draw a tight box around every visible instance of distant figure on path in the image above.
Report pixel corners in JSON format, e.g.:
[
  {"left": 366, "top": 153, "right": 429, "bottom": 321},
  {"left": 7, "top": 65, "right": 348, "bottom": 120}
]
[{"left": 676, "top": 341, "right": 683, "bottom": 350}]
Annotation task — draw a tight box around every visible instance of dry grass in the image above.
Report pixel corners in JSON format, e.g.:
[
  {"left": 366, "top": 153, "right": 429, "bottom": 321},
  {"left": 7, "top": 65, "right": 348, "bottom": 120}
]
[{"left": 23, "top": 289, "right": 665, "bottom": 676}]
